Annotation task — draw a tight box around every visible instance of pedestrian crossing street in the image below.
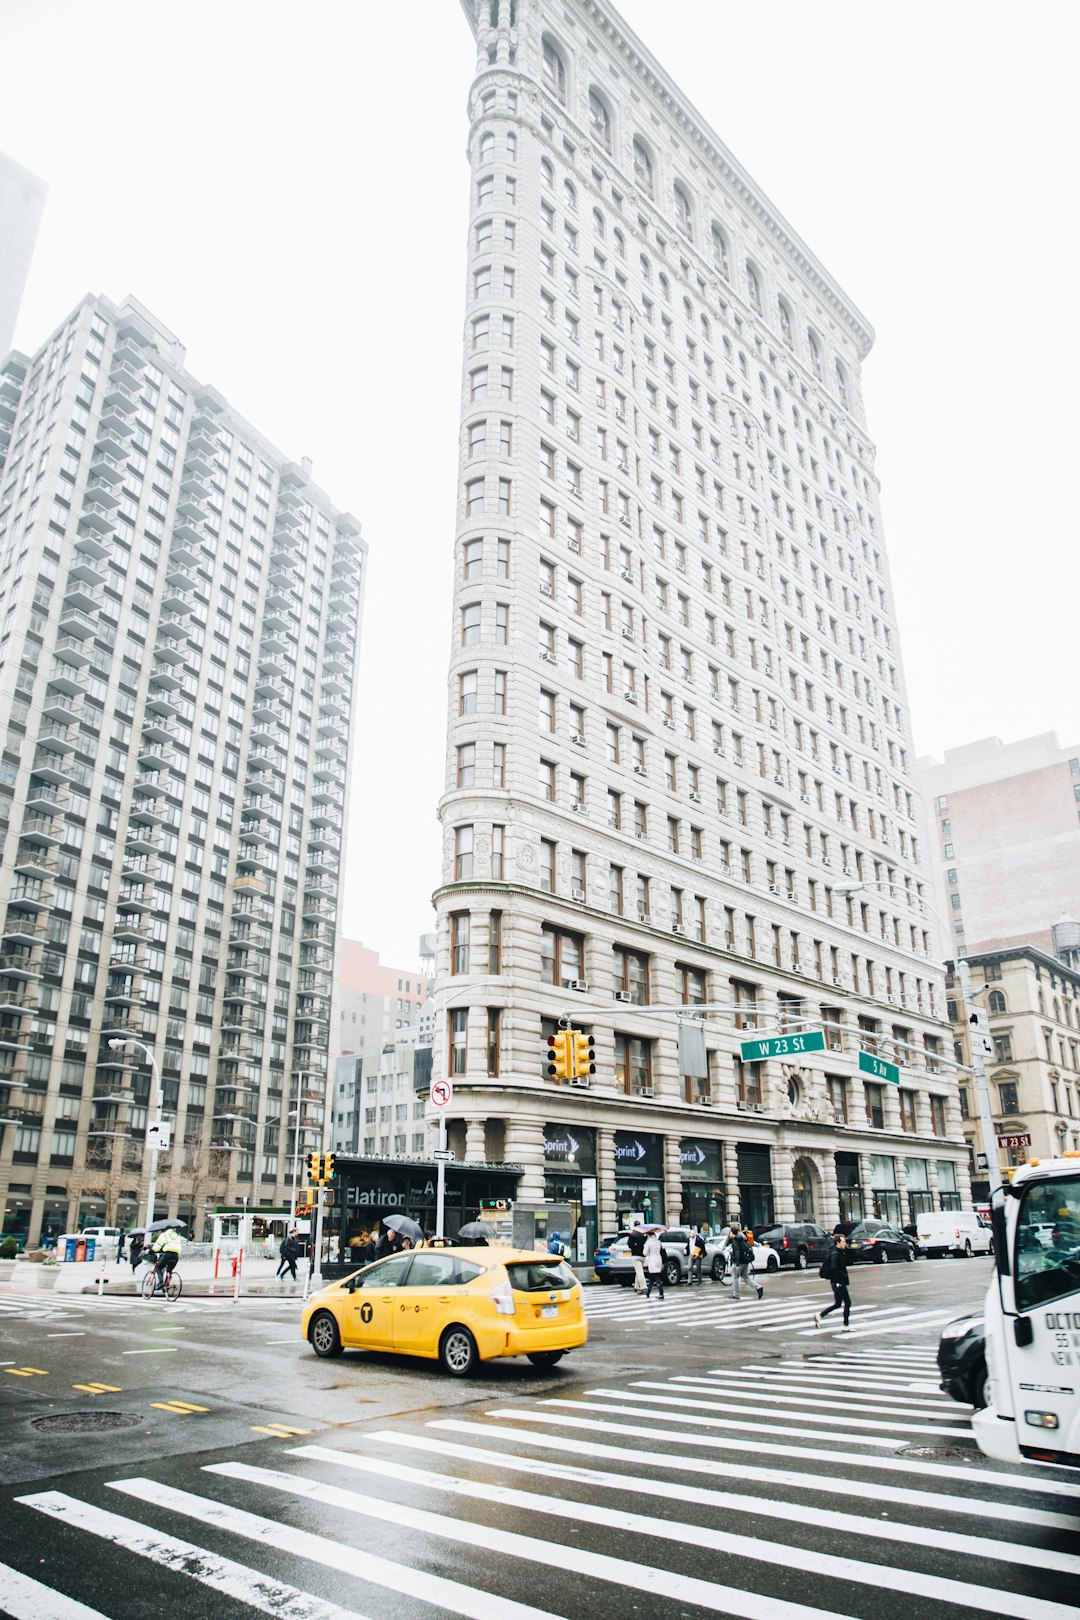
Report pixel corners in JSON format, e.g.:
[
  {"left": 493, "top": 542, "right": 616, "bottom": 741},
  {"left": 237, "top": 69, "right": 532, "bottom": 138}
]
[
  {"left": 584, "top": 1281, "right": 962, "bottom": 1339},
  {"left": 4, "top": 1343, "right": 1077, "bottom": 1619}
]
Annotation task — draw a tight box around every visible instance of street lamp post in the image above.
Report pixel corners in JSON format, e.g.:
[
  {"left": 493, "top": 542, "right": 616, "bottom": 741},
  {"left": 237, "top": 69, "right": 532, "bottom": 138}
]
[
  {"left": 109, "top": 1037, "right": 164, "bottom": 1233},
  {"left": 838, "top": 880, "right": 1003, "bottom": 1205}
]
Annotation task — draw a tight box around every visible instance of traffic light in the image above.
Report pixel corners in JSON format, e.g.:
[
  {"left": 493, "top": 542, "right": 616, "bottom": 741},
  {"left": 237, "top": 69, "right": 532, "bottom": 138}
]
[
  {"left": 324, "top": 1152, "right": 336, "bottom": 1182},
  {"left": 307, "top": 1151, "right": 321, "bottom": 1183},
  {"left": 572, "top": 1031, "right": 595, "bottom": 1080},
  {"left": 546, "top": 1030, "right": 572, "bottom": 1081}
]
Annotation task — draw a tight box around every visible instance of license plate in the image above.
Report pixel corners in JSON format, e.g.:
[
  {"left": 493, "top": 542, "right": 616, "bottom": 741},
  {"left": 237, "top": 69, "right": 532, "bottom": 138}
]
[{"left": 541, "top": 1303, "right": 558, "bottom": 1318}]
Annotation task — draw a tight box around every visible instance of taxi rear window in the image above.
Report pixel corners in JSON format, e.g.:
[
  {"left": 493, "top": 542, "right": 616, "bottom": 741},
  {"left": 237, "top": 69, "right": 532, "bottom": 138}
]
[{"left": 506, "top": 1259, "right": 577, "bottom": 1293}]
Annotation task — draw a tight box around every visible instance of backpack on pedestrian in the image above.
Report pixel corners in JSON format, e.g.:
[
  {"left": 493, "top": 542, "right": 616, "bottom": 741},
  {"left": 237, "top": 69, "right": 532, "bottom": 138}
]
[{"left": 730, "top": 1232, "right": 752, "bottom": 1267}]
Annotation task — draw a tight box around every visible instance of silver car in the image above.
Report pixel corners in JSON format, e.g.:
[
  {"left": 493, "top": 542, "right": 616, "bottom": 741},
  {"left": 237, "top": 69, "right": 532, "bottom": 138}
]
[{"left": 605, "top": 1226, "right": 730, "bottom": 1287}]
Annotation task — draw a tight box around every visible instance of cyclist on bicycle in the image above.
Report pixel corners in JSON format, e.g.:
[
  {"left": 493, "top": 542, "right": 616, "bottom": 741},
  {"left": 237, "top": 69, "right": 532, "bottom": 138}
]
[{"left": 150, "top": 1225, "right": 183, "bottom": 1292}]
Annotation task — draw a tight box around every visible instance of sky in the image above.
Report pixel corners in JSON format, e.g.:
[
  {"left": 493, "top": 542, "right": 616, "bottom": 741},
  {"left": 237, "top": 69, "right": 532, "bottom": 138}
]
[{"left": 1, "top": 0, "right": 1076, "bottom": 968}]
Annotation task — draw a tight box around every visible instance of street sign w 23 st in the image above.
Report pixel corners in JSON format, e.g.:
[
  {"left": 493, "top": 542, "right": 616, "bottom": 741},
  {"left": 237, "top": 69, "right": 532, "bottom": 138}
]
[{"left": 740, "top": 1030, "right": 825, "bottom": 1062}]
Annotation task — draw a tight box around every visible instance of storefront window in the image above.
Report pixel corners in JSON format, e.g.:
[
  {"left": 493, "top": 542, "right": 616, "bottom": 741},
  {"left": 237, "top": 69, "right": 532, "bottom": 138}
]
[
  {"left": 736, "top": 1143, "right": 773, "bottom": 1230},
  {"left": 614, "top": 1130, "right": 664, "bottom": 1226},
  {"left": 937, "top": 1159, "right": 961, "bottom": 1212}
]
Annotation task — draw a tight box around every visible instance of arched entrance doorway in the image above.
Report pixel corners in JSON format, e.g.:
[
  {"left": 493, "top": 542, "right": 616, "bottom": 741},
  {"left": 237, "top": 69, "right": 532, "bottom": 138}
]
[{"left": 792, "top": 1156, "right": 820, "bottom": 1220}]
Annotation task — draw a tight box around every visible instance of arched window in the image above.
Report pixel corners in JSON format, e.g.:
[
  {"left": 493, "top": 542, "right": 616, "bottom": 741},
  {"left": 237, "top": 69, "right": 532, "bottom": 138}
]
[
  {"left": 835, "top": 359, "right": 849, "bottom": 408},
  {"left": 564, "top": 178, "right": 577, "bottom": 212},
  {"left": 542, "top": 36, "right": 567, "bottom": 104},
  {"left": 658, "top": 272, "right": 670, "bottom": 304},
  {"left": 778, "top": 299, "right": 793, "bottom": 349},
  {"left": 808, "top": 328, "right": 823, "bottom": 380},
  {"left": 613, "top": 228, "right": 625, "bottom": 260},
  {"left": 639, "top": 253, "right": 651, "bottom": 282},
  {"left": 479, "top": 131, "right": 495, "bottom": 165},
  {"left": 589, "top": 88, "right": 612, "bottom": 153},
  {"left": 746, "top": 262, "right": 762, "bottom": 314},
  {"left": 988, "top": 990, "right": 1008, "bottom": 1014},
  {"left": 700, "top": 313, "right": 710, "bottom": 340},
  {"left": 674, "top": 183, "right": 693, "bottom": 241},
  {"left": 592, "top": 207, "right": 604, "bottom": 239},
  {"left": 632, "top": 138, "right": 653, "bottom": 198},
  {"left": 711, "top": 223, "right": 729, "bottom": 279},
  {"left": 540, "top": 156, "right": 554, "bottom": 190}
]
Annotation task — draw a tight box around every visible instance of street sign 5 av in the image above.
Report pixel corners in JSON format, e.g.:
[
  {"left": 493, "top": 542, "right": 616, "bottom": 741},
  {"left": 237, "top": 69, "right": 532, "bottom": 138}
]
[
  {"left": 740, "top": 1030, "right": 825, "bottom": 1062},
  {"left": 858, "top": 1050, "right": 900, "bottom": 1085}
]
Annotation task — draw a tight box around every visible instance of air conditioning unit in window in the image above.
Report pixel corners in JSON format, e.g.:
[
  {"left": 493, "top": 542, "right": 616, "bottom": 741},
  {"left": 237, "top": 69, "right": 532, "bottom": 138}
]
[
  {"left": 834, "top": 1112, "right": 847, "bottom": 1125},
  {"left": 564, "top": 978, "right": 588, "bottom": 992},
  {"left": 539, "top": 581, "right": 553, "bottom": 596},
  {"left": 618, "top": 461, "right": 630, "bottom": 474},
  {"left": 822, "top": 857, "right": 832, "bottom": 867},
  {"left": 787, "top": 890, "right": 798, "bottom": 902},
  {"left": 736, "top": 1099, "right": 747, "bottom": 1110},
  {"left": 620, "top": 568, "right": 634, "bottom": 583},
  {"left": 633, "top": 764, "right": 647, "bottom": 776},
  {"left": 769, "top": 719, "right": 778, "bottom": 731},
  {"left": 615, "top": 409, "right": 626, "bottom": 422},
  {"left": 637, "top": 912, "right": 650, "bottom": 925},
  {"left": 768, "top": 883, "right": 781, "bottom": 895},
  {"left": 662, "top": 718, "right": 675, "bottom": 730},
  {"left": 570, "top": 1076, "right": 590, "bottom": 1088},
  {"left": 832, "top": 976, "right": 844, "bottom": 987},
  {"left": 672, "top": 923, "right": 686, "bottom": 936},
  {"left": 540, "top": 650, "right": 557, "bottom": 664},
  {"left": 800, "top": 794, "right": 811, "bottom": 804},
  {"left": 773, "top": 774, "right": 785, "bottom": 785},
  {"left": 699, "top": 1097, "right": 714, "bottom": 1106},
  {"left": 571, "top": 802, "right": 587, "bottom": 815},
  {"left": 571, "top": 888, "right": 586, "bottom": 902},
  {"left": 624, "top": 690, "right": 638, "bottom": 704},
  {"left": 613, "top": 989, "right": 631, "bottom": 1002},
  {"left": 619, "top": 514, "right": 632, "bottom": 528},
  {"left": 621, "top": 627, "right": 634, "bottom": 639},
  {"left": 567, "top": 537, "right": 581, "bottom": 553},
  {"left": 572, "top": 733, "right": 586, "bottom": 747},
  {"left": 748, "top": 1102, "right": 763, "bottom": 1112},
  {"left": 714, "top": 745, "right": 727, "bottom": 757}
]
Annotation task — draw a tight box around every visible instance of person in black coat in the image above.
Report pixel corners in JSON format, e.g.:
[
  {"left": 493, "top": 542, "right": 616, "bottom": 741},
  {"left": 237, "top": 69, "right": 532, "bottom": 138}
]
[
  {"left": 129, "top": 1232, "right": 144, "bottom": 1274},
  {"left": 815, "top": 1235, "right": 852, "bottom": 1331}
]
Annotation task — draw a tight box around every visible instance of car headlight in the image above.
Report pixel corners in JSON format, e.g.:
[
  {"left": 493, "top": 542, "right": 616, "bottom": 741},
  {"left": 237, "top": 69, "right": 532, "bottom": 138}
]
[{"left": 940, "top": 1316, "right": 983, "bottom": 1341}]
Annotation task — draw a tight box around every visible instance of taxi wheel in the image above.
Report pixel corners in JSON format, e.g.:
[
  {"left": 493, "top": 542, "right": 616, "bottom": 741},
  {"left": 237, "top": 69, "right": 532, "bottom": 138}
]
[
  {"left": 439, "top": 1324, "right": 478, "bottom": 1378},
  {"left": 527, "top": 1350, "right": 565, "bottom": 1367},
  {"left": 309, "top": 1310, "right": 343, "bottom": 1358}
]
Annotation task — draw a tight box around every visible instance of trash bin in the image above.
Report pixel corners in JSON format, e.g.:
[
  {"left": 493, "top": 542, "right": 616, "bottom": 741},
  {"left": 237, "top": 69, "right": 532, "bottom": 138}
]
[
  {"left": 75, "top": 1236, "right": 86, "bottom": 1262},
  {"left": 64, "top": 1236, "right": 77, "bottom": 1262},
  {"left": 85, "top": 1237, "right": 96, "bottom": 1262}
]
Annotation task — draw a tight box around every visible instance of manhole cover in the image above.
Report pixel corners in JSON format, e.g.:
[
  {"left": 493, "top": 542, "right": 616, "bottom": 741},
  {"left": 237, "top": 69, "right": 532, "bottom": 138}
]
[
  {"left": 901, "top": 1443, "right": 976, "bottom": 1459},
  {"left": 31, "top": 1411, "right": 141, "bottom": 1434}
]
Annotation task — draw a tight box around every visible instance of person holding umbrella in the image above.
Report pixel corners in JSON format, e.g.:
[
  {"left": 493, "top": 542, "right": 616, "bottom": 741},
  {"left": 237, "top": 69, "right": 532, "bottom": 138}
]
[
  {"left": 129, "top": 1230, "right": 144, "bottom": 1274},
  {"left": 458, "top": 1220, "right": 495, "bottom": 1246}
]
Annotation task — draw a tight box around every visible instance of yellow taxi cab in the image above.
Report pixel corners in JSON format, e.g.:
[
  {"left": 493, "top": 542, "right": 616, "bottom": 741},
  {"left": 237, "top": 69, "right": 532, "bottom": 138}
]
[{"left": 300, "top": 1245, "right": 587, "bottom": 1376}]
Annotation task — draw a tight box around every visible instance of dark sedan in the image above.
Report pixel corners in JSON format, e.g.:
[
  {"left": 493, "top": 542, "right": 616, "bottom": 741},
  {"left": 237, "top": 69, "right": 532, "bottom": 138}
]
[
  {"left": 846, "top": 1221, "right": 917, "bottom": 1263},
  {"left": 937, "top": 1314, "right": 989, "bottom": 1407}
]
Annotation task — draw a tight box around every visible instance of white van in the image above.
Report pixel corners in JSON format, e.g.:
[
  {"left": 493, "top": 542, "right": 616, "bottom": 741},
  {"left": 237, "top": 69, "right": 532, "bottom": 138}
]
[{"left": 917, "top": 1209, "right": 993, "bottom": 1258}]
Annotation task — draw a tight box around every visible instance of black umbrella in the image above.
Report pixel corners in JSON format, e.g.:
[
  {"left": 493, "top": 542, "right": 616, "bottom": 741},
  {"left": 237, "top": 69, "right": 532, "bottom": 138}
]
[
  {"left": 383, "top": 1214, "right": 423, "bottom": 1242},
  {"left": 458, "top": 1220, "right": 496, "bottom": 1241}
]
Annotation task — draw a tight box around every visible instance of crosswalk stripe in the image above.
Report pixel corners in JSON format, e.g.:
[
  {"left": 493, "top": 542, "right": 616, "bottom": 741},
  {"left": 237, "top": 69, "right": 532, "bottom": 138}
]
[
  {"left": 105, "top": 1476, "right": 561, "bottom": 1620},
  {"left": 213, "top": 1451, "right": 1079, "bottom": 1619},
  {"left": 745, "top": 1365, "right": 964, "bottom": 1401},
  {"left": 665, "top": 1375, "right": 965, "bottom": 1418},
  {"left": 574, "top": 1388, "right": 973, "bottom": 1440},
  {"left": 17, "top": 1491, "right": 367, "bottom": 1619},
  {"left": 832, "top": 1309, "right": 959, "bottom": 1339},
  {"left": 429, "top": 1420, "right": 1080, "bottom": 1533},
  {"left": 345, "top": 1432, "right": 1080, "bottom": 1578},
  {"left": 0, "top": 1560, "right": 109, "bottom": 1619},
  {"left": 762, "top": 1304, "right": 913, "bottom": 1333},
  {"left": 207, "top": 1458, "right": 854, "bottom": 1620},
  {"left": 485, "top": 1407, "right": 1080, "bottom": 1498}
]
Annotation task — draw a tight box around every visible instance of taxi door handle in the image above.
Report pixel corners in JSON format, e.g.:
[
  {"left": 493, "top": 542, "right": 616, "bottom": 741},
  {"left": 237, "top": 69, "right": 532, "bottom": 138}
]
[{"left": 436, "top": 1296, "right": 450, "bottom": 1304}]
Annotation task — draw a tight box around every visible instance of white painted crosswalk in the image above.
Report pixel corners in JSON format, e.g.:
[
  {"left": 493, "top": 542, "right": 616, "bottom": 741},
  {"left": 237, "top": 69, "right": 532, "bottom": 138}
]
[
  {"left": 584, "top": 1282, "right": 959, "bottom": 1339},
  {"left": 5, "top": 1343, "right": 1077, "bottom": 1618}
]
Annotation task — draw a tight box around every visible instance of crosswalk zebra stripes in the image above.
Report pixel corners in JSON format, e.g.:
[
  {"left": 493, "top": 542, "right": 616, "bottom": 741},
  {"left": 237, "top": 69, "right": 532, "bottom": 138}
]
[
  {"left": 583, "top": 1283, "right": 960, "bottom": 1339},
  {"left": 5, "top": 1345, "right": 1076, "bottom": 1618}
]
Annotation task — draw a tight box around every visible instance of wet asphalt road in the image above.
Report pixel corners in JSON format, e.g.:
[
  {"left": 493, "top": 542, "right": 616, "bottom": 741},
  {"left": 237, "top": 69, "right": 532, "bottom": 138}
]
[{"left": 1, "top": 1256, "right": 1076, "bottom": 1619}]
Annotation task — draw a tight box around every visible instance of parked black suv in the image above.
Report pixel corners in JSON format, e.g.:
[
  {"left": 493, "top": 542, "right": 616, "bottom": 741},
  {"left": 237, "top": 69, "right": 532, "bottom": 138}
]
[{"left": 754, "top": 1221, "right": 831, "bottom": 1270}]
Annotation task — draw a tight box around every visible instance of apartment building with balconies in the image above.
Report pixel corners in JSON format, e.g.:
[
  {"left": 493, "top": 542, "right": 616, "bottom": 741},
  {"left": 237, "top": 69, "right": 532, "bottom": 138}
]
[
  {"left": 431, "top": 0, "right": 969, "bottom": 1250},
  {"left": 0, "top": 294, "right": 365, "bottom": 1246}
]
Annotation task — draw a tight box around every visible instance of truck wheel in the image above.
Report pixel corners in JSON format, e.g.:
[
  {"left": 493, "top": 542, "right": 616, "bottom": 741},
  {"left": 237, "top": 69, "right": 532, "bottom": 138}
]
[{"left": 963, "top": 1240, "right": 973, "bottom": 1258}]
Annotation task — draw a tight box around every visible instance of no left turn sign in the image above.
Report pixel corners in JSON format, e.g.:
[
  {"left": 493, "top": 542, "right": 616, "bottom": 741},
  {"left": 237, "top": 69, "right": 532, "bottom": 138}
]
[{"left": 430, "top": 1079, "right": 453, "bottom": 1108}]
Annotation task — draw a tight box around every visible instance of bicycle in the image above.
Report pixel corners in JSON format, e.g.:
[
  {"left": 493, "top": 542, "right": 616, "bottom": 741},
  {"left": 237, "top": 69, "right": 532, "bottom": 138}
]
[{"left": 140, "top": 1253, "right": 182, "bottom": 1301}]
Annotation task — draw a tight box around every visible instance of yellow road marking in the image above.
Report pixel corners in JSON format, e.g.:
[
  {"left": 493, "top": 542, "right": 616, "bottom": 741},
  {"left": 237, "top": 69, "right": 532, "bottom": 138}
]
[
  {"left": 73, "top": 1382, "right": 123, "bottom": 1394},
  {"left": 5, "top": 1367, "right": 48, "bottom": 1377},
  {"left": 150, "top": 1400, "right": 210, "bottom": 1414},
  {"left": 250, "top": 1422, "right": 311, "bottom": 1436}
]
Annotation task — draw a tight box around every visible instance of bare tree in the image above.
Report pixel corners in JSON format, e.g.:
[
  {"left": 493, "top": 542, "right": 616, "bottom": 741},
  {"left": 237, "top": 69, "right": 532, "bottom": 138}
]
[{"left": 165, "top": 1133, "right": 233, "bottom": 1240}]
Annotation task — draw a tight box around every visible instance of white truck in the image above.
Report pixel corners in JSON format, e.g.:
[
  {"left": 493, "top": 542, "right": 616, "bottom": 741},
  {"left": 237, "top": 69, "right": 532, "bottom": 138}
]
[{"left": 973, "top": 1154, "right": 1080, "bottom": 1470}]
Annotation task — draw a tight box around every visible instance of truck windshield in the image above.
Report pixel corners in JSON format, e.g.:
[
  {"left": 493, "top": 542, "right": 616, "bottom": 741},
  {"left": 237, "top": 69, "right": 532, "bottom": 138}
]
[{"left": 1014, "top": 1173, "right": 1080, "bottom": 1311}]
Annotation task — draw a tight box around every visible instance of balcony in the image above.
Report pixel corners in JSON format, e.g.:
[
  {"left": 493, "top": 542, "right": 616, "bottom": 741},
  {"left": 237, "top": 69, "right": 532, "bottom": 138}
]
[
  {"left": 0, "top": 950, "right": 43, "bottom": 978},
  {"left": 53, "top": 635, "right": 92, "bottom": 667},
  {"left": 153, "top": 636, "right": 186, "bottom": 667},
  {"left": 93, "top": 426, "right": 131, "bottom": 460},
  {"left": 13, "top": 849, "right": 56, "bottom": 881},
  {"left": 88, "top": 445, "right": 126, "bottom": 484},
  {"left": 18, "top": 815, "right": 61, "bottom": 847},
  {"left": 10, "top": 881, "right": 53, "bottom": 913},
  {"left": 77, "top": 502, "right": 117, "bottom": 537}
]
